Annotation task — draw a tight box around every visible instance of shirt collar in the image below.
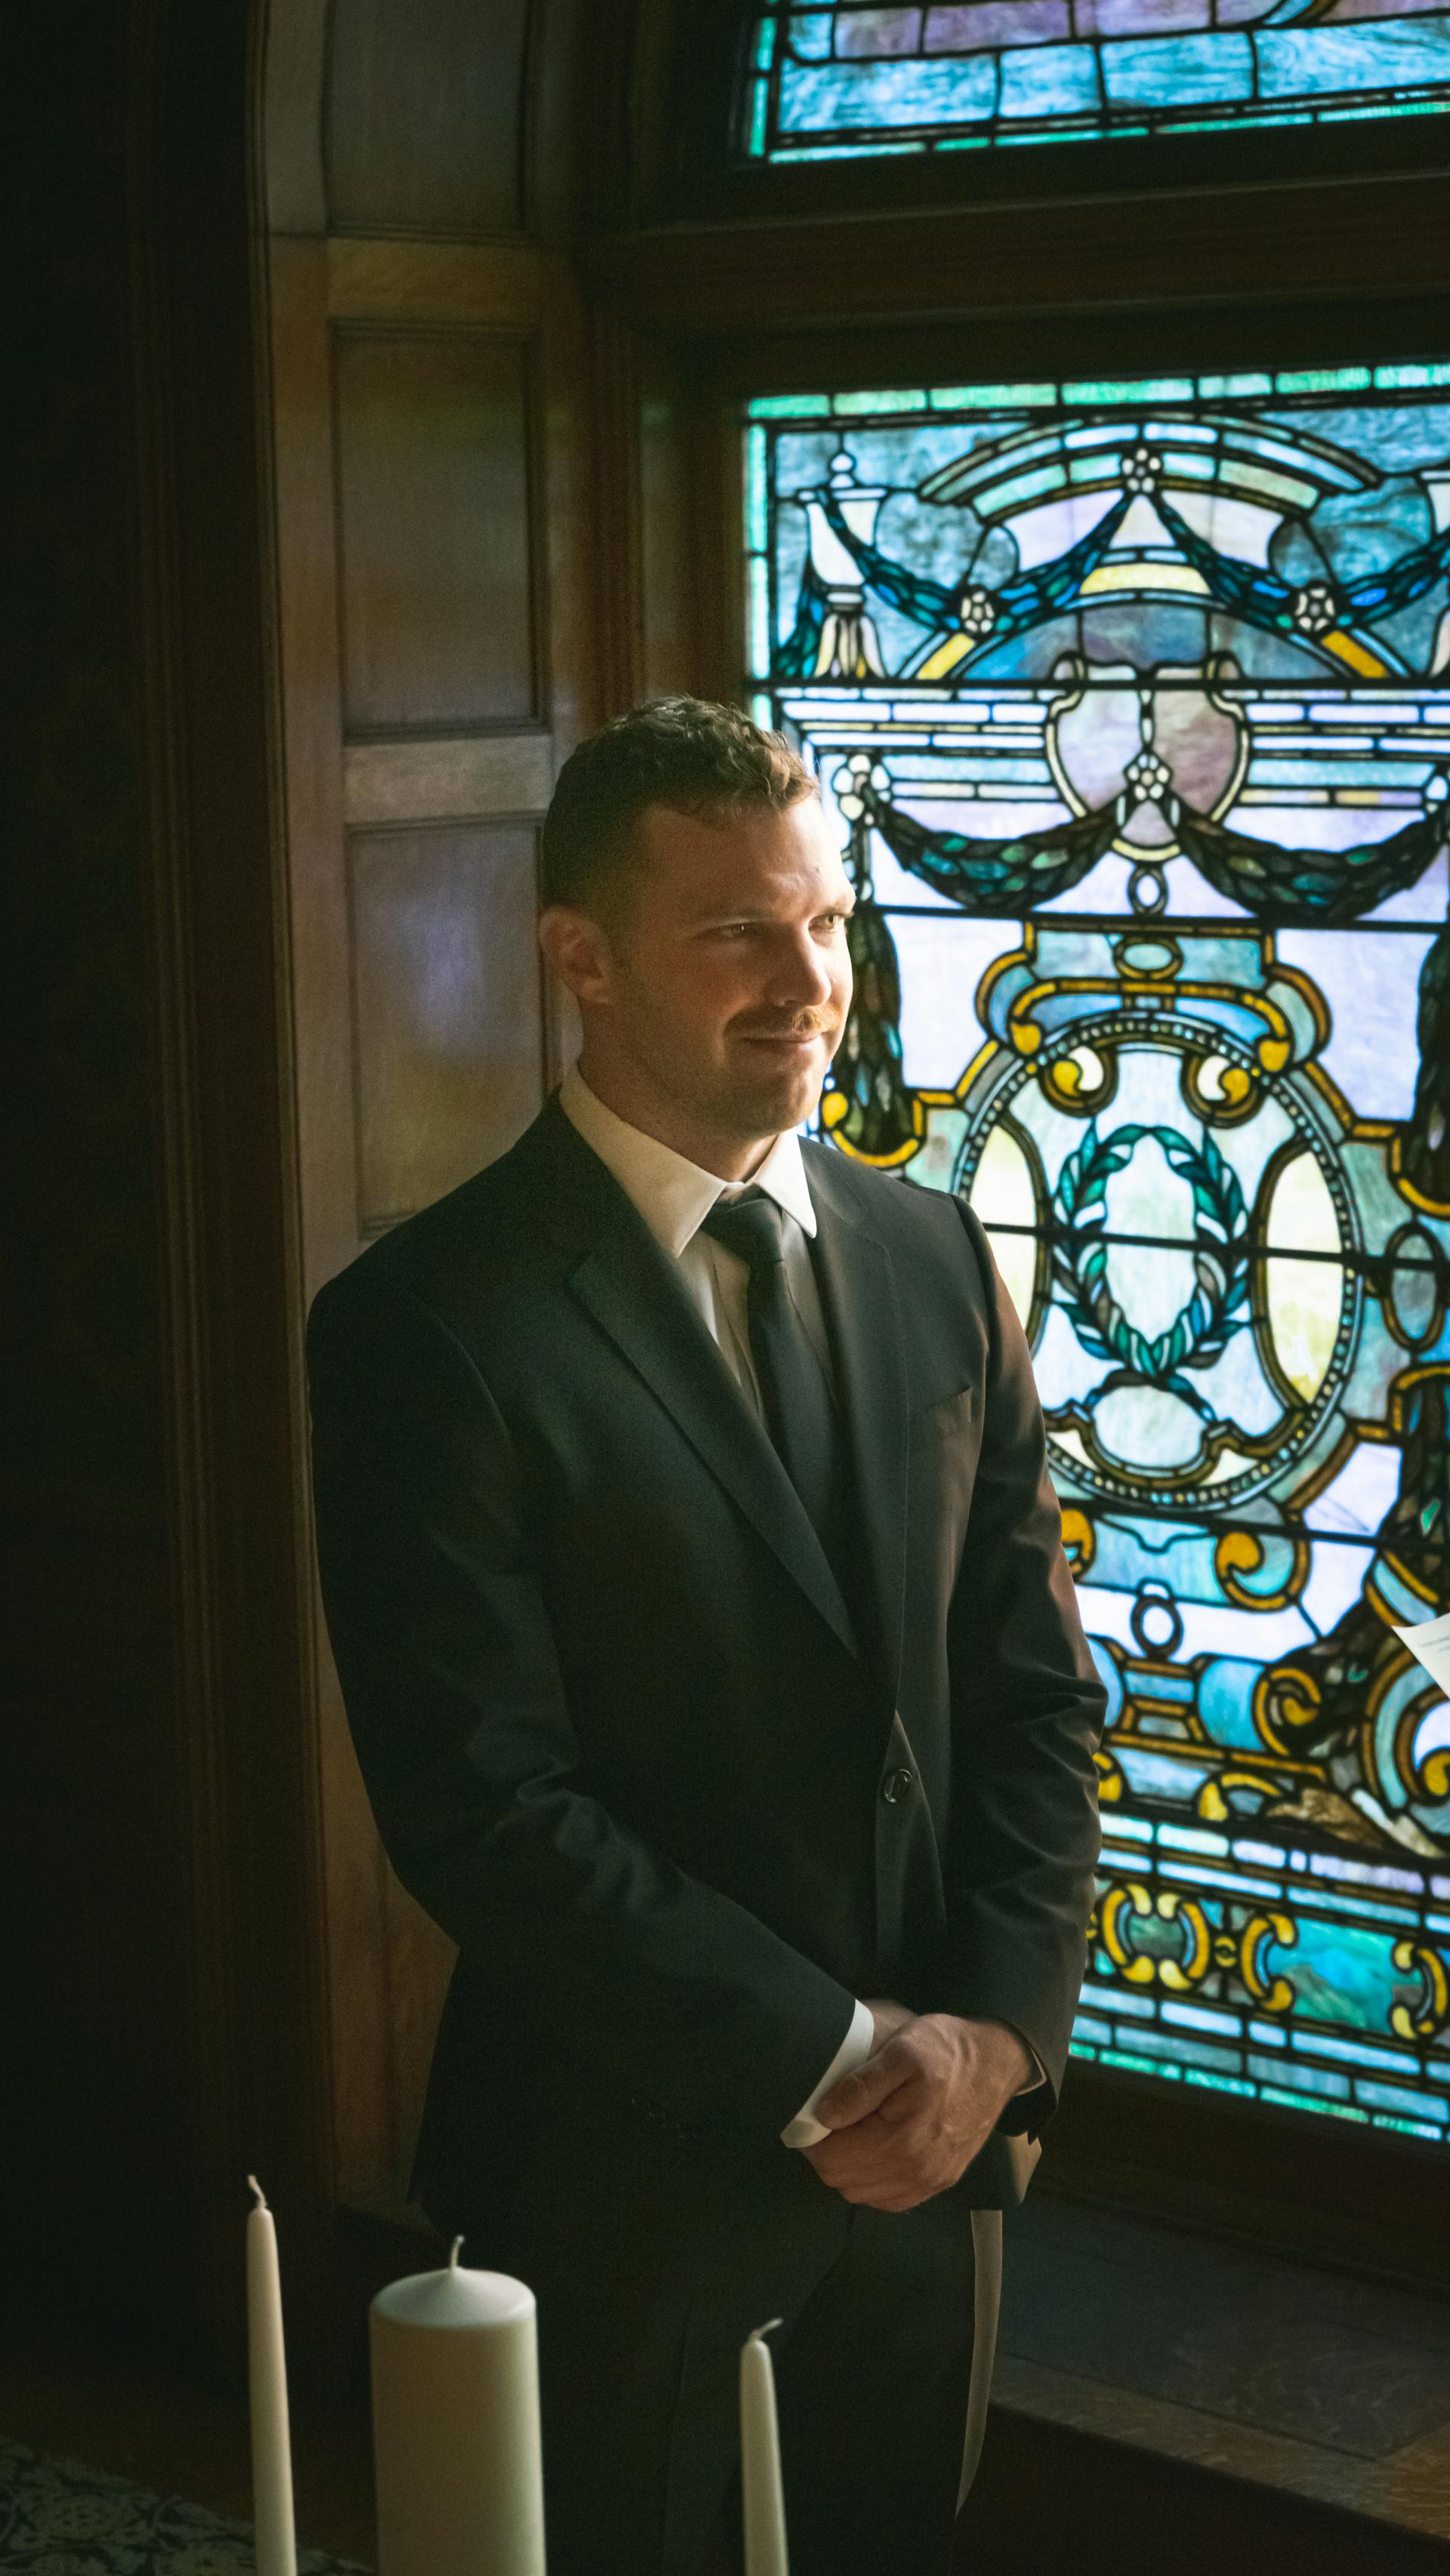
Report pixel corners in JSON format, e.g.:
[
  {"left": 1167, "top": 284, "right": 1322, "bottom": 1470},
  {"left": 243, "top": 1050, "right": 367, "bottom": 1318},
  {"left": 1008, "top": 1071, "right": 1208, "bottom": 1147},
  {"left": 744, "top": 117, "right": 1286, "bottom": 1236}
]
[{"left": 559, "top": 1063, "right": 817, "bottom": 1259}]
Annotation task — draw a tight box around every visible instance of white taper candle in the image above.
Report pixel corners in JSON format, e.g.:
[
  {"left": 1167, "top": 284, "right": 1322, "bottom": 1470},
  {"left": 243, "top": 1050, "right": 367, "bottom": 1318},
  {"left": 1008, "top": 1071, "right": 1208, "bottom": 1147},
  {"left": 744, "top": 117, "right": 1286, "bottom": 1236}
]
[
  {"left": 740, "top": 2317, "right": 790, "bottom": 2576},
  {"left": 245, "top": 2178, "right": 298, "bottom": 2576},
  {"left": 370, "top": 2238, "right": 547, "bottom": 2576}
]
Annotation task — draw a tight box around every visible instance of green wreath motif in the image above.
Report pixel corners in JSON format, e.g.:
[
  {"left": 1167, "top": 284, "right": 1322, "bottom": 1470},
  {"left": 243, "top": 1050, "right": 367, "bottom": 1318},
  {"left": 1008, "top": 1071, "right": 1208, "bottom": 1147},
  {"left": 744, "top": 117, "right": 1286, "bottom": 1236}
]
[{"left": 1051, "top": 1121, "right": 1252, "bottom": 1416}]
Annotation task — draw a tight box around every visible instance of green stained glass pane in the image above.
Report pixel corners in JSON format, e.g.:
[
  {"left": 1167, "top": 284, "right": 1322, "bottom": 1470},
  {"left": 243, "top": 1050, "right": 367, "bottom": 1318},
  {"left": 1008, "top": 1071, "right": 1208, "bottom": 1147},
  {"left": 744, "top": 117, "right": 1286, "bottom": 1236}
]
[
  {"left": 745, "top": 426, "right": 769, "bottom": 553},
  {"left": 746, "top": 393, "right": 834, "bottom": 418},
  {"left": 746, "top": 554, "right": 771, "bottom": 677},
  {"left": 1273, "top": 366, "right": 1375, "bottom": 394},
  {"left": 927, "top": 383, "right": 1058, "bottom": 410},
  {"left": 833, "top": 387, "right": 930, "bottom": 414},
  {"left": 1061, "top": 377, "right": 1196, "bottom": 404},
  {"left": 1199, "top": 375, "right": 1276, "bottom": 399},
  {"left": 742, "top": 360, "right": 1450, "bottom": 2143},
  {"left": 739, "top": 2, "right": 1450, "bottom": 158}
]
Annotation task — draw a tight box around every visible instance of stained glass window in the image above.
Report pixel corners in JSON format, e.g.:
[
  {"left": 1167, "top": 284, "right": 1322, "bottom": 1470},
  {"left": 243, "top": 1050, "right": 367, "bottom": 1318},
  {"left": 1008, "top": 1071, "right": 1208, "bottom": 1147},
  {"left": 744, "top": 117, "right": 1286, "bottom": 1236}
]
[
  {"left": 742, "top": 4, "right": 1450, "bottom": 159},
  {"left": 745, "top": 365, "right": 1450, "bottom": 2138}
]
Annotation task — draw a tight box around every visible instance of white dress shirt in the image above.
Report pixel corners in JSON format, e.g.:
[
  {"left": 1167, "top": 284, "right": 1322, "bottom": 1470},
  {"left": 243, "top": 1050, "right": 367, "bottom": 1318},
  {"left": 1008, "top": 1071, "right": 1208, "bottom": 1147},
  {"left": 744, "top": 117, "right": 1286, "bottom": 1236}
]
[{"left": 558, "top": 1064, "right": 1038, "bottom": 2146}]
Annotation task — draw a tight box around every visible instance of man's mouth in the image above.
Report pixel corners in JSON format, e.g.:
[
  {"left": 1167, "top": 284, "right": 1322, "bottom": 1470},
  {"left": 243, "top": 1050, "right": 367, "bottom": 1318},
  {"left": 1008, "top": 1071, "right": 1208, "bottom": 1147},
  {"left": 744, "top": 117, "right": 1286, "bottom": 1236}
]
[{"left": 738, "top": 1027, "right": 834, "bottom": 1049}]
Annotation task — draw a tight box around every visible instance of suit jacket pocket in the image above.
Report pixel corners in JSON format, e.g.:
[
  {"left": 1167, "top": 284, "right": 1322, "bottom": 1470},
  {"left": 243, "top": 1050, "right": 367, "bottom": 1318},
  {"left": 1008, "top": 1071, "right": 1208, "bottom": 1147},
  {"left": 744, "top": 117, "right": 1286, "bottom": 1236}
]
[{"left": 912, "top": 1383, "right": 975, "bottom": 1441}]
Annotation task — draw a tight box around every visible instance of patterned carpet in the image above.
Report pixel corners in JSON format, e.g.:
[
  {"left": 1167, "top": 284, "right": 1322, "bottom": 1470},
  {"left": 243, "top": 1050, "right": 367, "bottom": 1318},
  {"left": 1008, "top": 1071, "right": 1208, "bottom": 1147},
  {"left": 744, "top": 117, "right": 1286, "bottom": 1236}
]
[{"left": 0, "top": 2436, "right": 370, "bottom": 2575}]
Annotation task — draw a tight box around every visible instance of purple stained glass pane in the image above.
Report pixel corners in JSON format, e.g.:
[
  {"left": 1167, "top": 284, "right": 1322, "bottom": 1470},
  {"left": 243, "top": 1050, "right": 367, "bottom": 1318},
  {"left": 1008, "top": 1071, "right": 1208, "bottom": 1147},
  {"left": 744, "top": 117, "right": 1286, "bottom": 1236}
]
[
  {"left": 1075, "top": 0, "right": 1213, "bottom": 36},
  {"left": 924, "top": 0, "right": 1069, "bottom": 45},
  {"left": 832, "top": 5, "right": 924, "bottom": 54},
  {"left": 1333, "top": 0, "right": 1450, "bottom": 19}
]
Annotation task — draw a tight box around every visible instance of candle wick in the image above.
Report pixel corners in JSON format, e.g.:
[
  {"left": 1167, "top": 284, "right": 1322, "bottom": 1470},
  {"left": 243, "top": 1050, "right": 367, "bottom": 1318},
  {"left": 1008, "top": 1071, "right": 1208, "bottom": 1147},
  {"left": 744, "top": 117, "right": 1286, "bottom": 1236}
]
[
  {"left": 247, "top": 2175, "right": 268, "bottom": 2211},
  {"left": 450, "top": 2235, "right": 465, "bottom": 2270},
  {"left": 749, "top": 2316, "right": 784, "bottom": 2344}
]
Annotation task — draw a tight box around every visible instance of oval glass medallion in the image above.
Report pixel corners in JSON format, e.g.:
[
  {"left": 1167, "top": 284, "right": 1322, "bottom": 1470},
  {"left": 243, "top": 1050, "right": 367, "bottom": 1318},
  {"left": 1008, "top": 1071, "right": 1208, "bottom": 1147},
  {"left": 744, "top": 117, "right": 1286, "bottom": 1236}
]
[
  {"left": 1261, "top": 1149, "right": 1344, "bottom": 1404},
  {"left": 968, "top": 1122, "right": 1039, "bottom": 1333}
]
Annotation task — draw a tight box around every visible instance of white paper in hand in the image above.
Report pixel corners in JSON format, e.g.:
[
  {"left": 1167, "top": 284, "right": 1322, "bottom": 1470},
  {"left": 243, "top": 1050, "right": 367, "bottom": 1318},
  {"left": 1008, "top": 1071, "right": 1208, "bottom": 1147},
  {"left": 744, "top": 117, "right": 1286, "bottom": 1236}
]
[{"left": 1391, "top": 1610, "right": 1450, "bottom": 1701}]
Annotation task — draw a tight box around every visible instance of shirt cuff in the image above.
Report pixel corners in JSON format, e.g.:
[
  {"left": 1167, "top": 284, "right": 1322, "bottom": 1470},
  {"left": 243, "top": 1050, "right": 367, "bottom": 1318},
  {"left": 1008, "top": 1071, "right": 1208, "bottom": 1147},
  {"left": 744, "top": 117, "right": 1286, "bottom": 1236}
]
[
  {"left": 780, "top": 1996, "right": 877, "bottom": 2149},
  {"left": 983, "top": 2016, "right": 1046, "bottom": 2094}
]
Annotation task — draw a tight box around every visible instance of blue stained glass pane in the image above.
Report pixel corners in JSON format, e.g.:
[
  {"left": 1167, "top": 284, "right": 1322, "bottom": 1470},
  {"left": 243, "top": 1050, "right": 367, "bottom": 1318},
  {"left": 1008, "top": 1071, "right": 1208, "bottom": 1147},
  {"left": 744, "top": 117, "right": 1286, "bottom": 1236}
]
[
  {"left": 741, "top": 2, "right": 1450, "bottom": 155},
  {"left": 1101, "top": 31, "right": 1254, "bottom": 105},
  {"left": 1257, "top": 17, "right": 1450, "bottom": 99},
  {"left": 778, "top": 54, "right": 999, "bottom": 130},
  {"left": 789, "top": 8, "right": 835, "bottom": 57},
  {"left": 745, "top": 363, "right": 1450, "bottom": 2144},
  {"left": 998, "top": 41, "right": 1103, "bottom": 116}
]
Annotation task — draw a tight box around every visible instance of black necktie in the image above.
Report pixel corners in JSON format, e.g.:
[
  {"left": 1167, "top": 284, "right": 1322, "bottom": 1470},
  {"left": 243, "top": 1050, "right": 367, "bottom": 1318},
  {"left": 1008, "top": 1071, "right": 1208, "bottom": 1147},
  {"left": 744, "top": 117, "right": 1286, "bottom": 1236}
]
[{"left": 699, "top": 1189, "right": 844, "bottom": 1570}]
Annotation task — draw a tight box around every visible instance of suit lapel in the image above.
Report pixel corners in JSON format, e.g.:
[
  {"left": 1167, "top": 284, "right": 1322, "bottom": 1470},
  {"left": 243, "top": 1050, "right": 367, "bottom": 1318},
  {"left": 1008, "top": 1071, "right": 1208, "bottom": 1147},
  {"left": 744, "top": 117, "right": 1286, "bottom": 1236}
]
[
  {"left": 803, "top": 1145, "right": 910, "bottom": 1709},
  {"left": 529, "top": 1104, "right": 862, "bottom": 1668}
]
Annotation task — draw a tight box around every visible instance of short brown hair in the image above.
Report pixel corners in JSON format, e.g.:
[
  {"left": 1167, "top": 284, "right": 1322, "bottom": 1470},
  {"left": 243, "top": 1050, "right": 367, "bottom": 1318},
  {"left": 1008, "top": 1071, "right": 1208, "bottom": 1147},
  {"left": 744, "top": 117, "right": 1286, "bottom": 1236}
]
[{"left": 538, "top": 696, "right": 815, "bottom": 917}]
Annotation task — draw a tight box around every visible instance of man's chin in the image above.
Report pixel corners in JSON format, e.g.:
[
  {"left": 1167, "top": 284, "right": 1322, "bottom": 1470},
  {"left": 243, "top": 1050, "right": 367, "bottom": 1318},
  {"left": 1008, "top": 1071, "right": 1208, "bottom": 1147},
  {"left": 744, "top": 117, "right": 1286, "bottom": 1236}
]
[{"left": 722, "top": 1059, "right": 824, "bottom": 1137}]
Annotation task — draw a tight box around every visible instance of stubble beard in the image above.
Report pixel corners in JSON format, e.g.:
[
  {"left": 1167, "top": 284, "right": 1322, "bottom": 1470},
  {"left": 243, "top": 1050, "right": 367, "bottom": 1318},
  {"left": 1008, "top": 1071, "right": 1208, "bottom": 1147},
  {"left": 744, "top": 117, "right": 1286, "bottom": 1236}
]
[{"left": 714, "top": 1028, "right": 836, "bottom": 1142}]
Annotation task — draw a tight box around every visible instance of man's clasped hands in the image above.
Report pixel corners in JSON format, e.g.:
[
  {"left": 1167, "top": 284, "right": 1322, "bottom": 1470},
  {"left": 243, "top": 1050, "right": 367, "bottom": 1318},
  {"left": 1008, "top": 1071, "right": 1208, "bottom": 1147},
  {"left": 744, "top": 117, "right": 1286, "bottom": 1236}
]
[{"left": 802, "top": 2004, "right": 1035, "bottom": 2213}]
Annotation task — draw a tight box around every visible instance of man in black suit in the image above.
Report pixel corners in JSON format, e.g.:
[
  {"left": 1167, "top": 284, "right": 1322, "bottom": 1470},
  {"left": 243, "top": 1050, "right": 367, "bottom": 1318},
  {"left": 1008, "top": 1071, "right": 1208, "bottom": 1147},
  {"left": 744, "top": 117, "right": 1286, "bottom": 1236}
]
[{"left": 307, "top": 698, "right": 1104, "bottom": 2576}]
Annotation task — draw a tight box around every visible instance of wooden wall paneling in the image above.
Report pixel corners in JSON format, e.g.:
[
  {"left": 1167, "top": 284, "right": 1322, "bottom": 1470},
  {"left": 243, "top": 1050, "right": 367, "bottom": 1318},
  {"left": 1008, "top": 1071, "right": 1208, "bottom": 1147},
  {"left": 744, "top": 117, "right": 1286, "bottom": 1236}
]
[
  {"left": 535, "top": 251, "right": 597, "bottom": 753},
  {"left": 692, "top": 293, "right": 1450, "bottom": 411},
  {"left": 268, "top": 231, "right": 406, "bottom": 2215},
  {"left": 268, "top": 231, "right": 591, "bottom": 2211},
  {"left": 332, "top": 327, "right": 541, "bottom": 736},
  {"left": 269, "top": 238, "right": 356, "bottom": 1303},
  {"left": 585, "top": 310, "right": 646, "bottom": 716},
  {"left": 637, "top": 336, "right": 695, "bottom": 701},
  {"left": 677, "top": 374, "right": 745, "bottom": 711},
  {"left": 343, "top": 732, "right": 554, "bottom": 826},
  {"left": 129, "top": 0, "right": 340, "bottom": 2375},
  {"left": 325, "top": 0, "right": 532, "bottom": 239},
  {"left": 326, "top": 237, "right": 544, "bottom": 328},
  {"left": 348, "top": 821, "right": 546, "bottom": 1228},
  {"left": 586, "top": 170, "right": 1450, "bottom": 335},
  {"left": 533, "top": 248, "right": 596, "bottom": 1077},
  {"left": 260, "top": 0, "right": 328, "bottom": 236}
]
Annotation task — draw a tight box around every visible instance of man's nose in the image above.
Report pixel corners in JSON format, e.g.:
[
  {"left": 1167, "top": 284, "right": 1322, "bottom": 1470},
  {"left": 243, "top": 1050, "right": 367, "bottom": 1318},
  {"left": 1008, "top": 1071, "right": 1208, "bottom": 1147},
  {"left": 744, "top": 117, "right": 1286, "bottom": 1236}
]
[{"left": 765, "top": 928, "right": 836, "bottom": 1009}]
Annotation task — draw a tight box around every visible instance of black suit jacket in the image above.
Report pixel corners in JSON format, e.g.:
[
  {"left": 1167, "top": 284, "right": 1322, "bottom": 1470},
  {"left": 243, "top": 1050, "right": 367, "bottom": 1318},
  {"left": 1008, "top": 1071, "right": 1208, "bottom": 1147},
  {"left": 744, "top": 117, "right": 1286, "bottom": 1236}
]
[{"left": 306, "top": 1095, "right": 1105, "bottom": 2219}]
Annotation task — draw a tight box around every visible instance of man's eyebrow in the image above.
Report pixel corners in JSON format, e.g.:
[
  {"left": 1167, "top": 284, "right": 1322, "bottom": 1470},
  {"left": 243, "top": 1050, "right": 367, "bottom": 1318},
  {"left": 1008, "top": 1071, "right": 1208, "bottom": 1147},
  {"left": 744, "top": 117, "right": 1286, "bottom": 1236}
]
[{"left": 689, "top": 892, "right": 857, "bottom": 925}]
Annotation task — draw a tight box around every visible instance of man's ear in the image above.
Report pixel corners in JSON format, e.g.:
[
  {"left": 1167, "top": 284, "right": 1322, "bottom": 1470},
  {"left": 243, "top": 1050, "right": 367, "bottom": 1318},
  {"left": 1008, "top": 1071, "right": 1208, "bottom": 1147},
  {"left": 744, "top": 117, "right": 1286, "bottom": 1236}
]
[{"left": 538, "top": 902, "right": 612, "bottom": 1008}]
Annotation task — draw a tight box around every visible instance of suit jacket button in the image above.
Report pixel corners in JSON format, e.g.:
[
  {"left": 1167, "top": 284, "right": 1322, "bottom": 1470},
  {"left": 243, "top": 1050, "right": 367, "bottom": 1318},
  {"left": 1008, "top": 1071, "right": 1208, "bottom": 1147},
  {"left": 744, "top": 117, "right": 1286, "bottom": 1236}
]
[{"left": 881, "top": 1766, "right": 915, "bottom": 1805}]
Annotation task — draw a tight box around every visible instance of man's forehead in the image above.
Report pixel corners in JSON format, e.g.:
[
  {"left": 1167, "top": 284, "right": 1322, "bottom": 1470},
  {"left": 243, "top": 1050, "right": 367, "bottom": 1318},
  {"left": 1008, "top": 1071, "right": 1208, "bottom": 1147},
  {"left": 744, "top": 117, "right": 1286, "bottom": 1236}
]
[{"left": 637, "top": 797, "right": 850, "bottom": 907}]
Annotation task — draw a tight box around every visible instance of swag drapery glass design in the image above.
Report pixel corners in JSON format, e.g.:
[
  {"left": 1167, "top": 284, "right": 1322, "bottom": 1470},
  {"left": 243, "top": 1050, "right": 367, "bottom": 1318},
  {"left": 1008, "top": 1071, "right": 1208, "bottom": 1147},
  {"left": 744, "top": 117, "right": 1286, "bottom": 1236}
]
[
  {"left": 744, "top": 366, "right": 1450, "bottom": 2139},
  {"left": 740, "top": 2, "right": 1450, "bottom": 159}
]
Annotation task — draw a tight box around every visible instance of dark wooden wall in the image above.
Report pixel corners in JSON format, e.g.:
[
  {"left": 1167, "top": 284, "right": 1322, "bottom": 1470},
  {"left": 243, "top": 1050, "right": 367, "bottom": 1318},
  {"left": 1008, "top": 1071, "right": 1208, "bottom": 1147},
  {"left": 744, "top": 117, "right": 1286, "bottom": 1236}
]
[
  {"left": 1, "top": 0, "right": 636, "bottom": 2384},
  {"left": 268, "top": 4, "right": 600, "bottom": 2235},
  {"left": 4, "top": 4, "right": 186, "bottom": 2338},
  {"left": 4, "top": 0, "right": 341, "bottom": 2372}
]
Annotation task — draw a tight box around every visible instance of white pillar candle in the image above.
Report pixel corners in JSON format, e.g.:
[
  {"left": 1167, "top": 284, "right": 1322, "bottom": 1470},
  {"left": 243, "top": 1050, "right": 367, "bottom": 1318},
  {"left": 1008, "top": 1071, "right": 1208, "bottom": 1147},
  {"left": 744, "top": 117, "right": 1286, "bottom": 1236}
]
[
  {"left": 245, "top": 2178, "right": 298, "bottom": 2576},
  {"left": 740, "top": 2318, "right": 790, "bottom": 2576},
  {"left": 370, "top": 2239, "right": 546, "bottom": 2576}
]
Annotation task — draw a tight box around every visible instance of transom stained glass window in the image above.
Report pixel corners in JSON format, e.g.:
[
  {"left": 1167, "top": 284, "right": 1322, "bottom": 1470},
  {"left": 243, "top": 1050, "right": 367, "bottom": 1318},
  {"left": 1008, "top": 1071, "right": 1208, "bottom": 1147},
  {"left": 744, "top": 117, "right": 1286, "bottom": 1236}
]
[
  {"left": 745, "top": 365, "right": 1450, "bottom": 2138},
  {"left": 742, "top": 4, "right": 1450, "bottom": 158}
]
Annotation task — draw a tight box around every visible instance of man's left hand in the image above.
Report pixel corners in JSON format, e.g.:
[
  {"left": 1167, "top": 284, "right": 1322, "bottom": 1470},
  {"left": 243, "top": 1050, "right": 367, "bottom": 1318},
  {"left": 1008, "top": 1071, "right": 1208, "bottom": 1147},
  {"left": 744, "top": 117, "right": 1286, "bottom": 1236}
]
[{"left": 801, "top": 2014, "right": 1035, "bottom": 2212}]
